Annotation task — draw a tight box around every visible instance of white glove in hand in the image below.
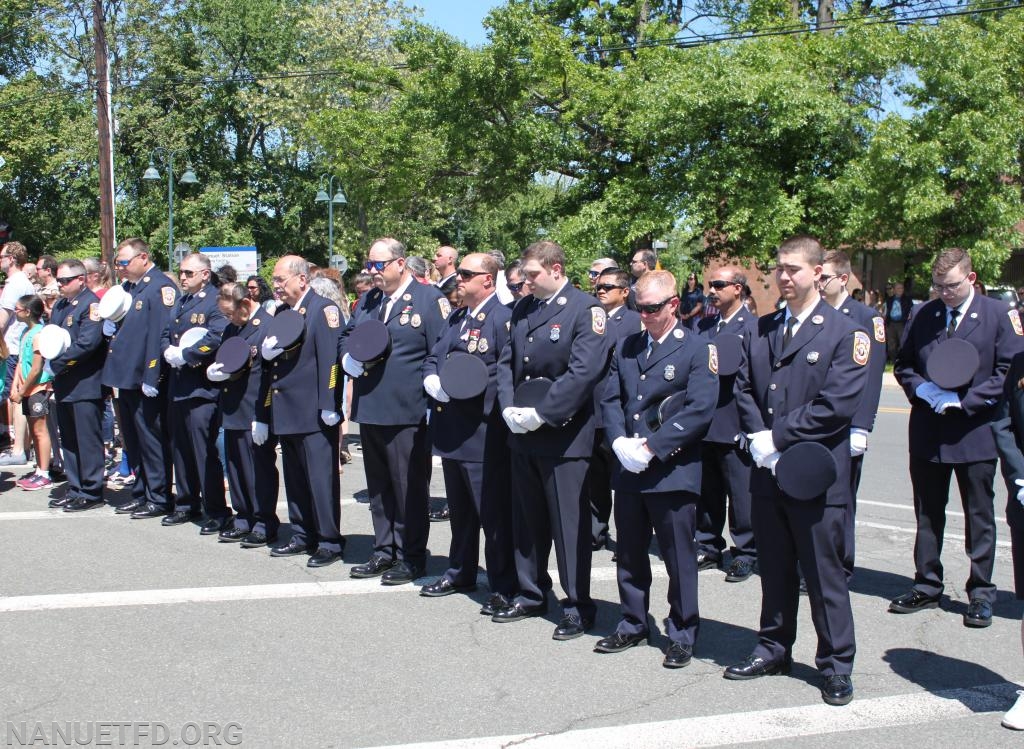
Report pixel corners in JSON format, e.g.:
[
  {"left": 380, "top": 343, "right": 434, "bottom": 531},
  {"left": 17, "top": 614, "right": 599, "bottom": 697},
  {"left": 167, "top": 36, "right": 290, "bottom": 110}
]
[
  {"left": 423, "top": 374, "right": 450, "bottom": 403},
  {"left": 915, "top": 381, "right": 942, "bottom": 404},
  {"left": 252, "top": 422, "right": 269, "bottom": 446},
  {"left": 612, "top": 436, "right": 648, "bottom": 473},
  {"left": 342, "top": 352, "right": 364, "bottom": 378},
  {"left": 626, "top": 440, "right": 655, "bottom": 473},
  {"left": 933, "top": 390, "right": 962, "bottom": 414},
  {"left": 748, "top": 430, "right": 777, "bottom": 467},
  {"left": 141, "top": 384, "right": 159, "bottom": 398},
  {"left": 502, "top": 407, "right": 529, "bottom": 434},
  {"left": 163, "top": 346, "right": 185, "bottom": 368},
  {"left": 1016, "top": 478, "right": 1024, "bottom": 505},
  {"left": 320, "top": 410, "right": 341, "bottom": 426},
  {"left": 206, "top": 362, "right": 230, "bottom": 382},
  {"left": 850, "top": 427, "right": 869, "bottom": 457},
  {"left": 514, "top": 407, "right": 545, "bottom": 432},
  {"left": 102, "top": 320, "right": 117, "bottom": 337},
  {"left": 261, "top": 335, "right": 284, "bottom": 361}
]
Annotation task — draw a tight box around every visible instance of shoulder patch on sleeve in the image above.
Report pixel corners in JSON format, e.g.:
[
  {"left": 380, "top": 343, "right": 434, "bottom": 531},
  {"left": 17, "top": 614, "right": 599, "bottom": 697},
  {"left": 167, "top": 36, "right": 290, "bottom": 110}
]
[
  {"left": 438, "top": 298, "right": 451, "bottom": 318},
  {"left": 591, "top": 307, "right": 606, "bottom": 335},
  {"left": 853, "top": 331, "right": 870, "bottom": 366},
  {"left": 1010, "top": 309, "right": 1023, "bottom": 336},
  {"left": 872, "top": 317, "right": 886, "bottom": 343},
  {"left": 161, "top": 287, "right": 176, "bottom": 307},
  {"left": 324, "top": 305, "right": 340, "bottom": 329},
  {"left": 708, "top": 343, "right": 718, "bottom": 374},
  {"left": 89, "top": 303, "right": 100, "bottom": 322}
]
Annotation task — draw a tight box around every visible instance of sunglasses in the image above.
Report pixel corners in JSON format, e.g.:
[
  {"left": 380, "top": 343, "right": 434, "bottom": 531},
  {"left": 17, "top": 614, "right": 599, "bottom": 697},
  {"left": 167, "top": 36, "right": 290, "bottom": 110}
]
[
  {"left": 114, "top": 256, "right": 138, "bottom": 268},
  {"left": 595, "top": 283, "right": 626, "bottom": 292},
  {"left": 636, "top": 296, "right": 677, "bottom": 314},
  {"left": 364, "top": 259, "right": 397, "bottom": 272},
  {"left": 178, "top": 269, "right": 198, "bottom": 278},
  {"left": 56, "top": 274, "right": 84, "bottom": 285},
  {"left": 708, "top": 280, "right": 737, "bottom": 290},
  {"left": 507, "top": 281, "right": 525, "bottom": 293},
  {"left": 456, "top": 268, "right": 489, "bottom": 280},
  {"left": 588, "top": 270, "right": 601, "bottom": 278}
]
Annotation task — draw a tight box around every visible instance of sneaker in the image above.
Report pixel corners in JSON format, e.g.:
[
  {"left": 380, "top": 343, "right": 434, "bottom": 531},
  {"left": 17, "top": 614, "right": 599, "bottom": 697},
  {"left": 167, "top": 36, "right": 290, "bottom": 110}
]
[
  {"left": 120, "top": 473, "right": 136, "bottom": 486},
  {"left": 1003, "top": 690, "right": 1024, "bottom": 730},
  {"left": 0, "top": 451, "right": 28, "bottom": 466},
  {"left": 17, "top": 473, "right": 53, "bottom": 491}
]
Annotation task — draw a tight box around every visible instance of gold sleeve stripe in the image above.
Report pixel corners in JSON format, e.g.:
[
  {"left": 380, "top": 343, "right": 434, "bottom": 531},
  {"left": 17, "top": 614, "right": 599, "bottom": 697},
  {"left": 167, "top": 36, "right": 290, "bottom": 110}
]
[
  {"left": 148, "top": 359, "right": 158, "bottom": 368},
  {"left": 328, "top": 364, "right": 338, "bottom": 390},
  {"left": 264, "top": 390, "right": 272, "bottom": 407}
]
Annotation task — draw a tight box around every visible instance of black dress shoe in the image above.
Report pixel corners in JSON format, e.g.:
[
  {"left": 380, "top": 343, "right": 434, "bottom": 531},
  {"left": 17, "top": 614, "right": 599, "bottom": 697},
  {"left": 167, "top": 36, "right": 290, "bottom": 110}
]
[
  {"left": 307, "top": 548, "right": 344, "bottom": 568},
  {"left": 350, "top": 555, "right": 396, "bottom": 579},
  {"left": 552, "top": 613, "right": 593, "bottom": 640},
  {"left": 663, "top": 642, "right": 693, "bottom": 669},
  {"left": 161, "top": 510, "right": 200, "bottom": 526},
  {"left": 480, "top": 593, "right": 512, "bottom": 616},
  {"left": 821, "top": 674, "right": 854, "bottom": 706},
  {"left": 131, "top": 502, "right": 169, "bottom": 519},
  {"left": 963, "top": 598, "right": 993, "bottom": 628},
  {"left": 199, "top": 516, "right": 231, "bottom": 535},
  {"left": 269, "top": 539, "right": 313, "bottom": 557},
  {"left": 594, "top": 631, "right": 648, "bottom": 653},
  {"left": 491, "top": 602, "right": 547, "bottom": 623},
  {"left": 420, "top": 578, "right": 477, "bottom": 597},
  {"left": 64, "top": 497, "right": 105, "bottom": 512},
  {"left": 725, "top": 559, "right": 755, "bottom": 583},
  {"left": 381, "top": 561, "right": 424, "bottom": 585},
  {"left": 697, "top": 550, "right": 722, "bottom": 571},
  {"left": 48, "top": 495, "right": 73, "bottom": 508},
  {"left": 428, "top": 505, "right": 450, "bottom": 522},
  {"left": 240, "top": 530, "right": 277, "bottom": 549},
  {"left": 218, "top": 526, "right": 249, "bottom": 542},
  {"left": 723, "top": 654, "right": 793, "bottom": 680},
  {"left": 889, "top": 589, "right": 941, "bottom": 614},
  {"left": 115, "top": 500, "right": 143, "bottom": 515}
]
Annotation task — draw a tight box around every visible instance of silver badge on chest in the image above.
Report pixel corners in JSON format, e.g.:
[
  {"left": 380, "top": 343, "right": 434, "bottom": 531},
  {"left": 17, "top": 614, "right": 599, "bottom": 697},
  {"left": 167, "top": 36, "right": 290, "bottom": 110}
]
[
  {"left": 664, "top": 365, "right": 675, "bottom": 381},
  {"left": 807, "top": 351, "right": 820, "bottom": 364}
]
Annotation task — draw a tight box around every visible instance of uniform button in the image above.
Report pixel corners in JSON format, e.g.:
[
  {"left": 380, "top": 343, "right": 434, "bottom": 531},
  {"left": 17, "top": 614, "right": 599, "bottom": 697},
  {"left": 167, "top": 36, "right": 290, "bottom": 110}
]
[
  {"left": 273, "top": 375, "right": 278, "bottom": 380},
  {"left": 640, "top": 374, "right": 646, "bottom": 381},
  {"left": 273, "top": 389, "right": 279, "bottom": 394},
  {"left": 775, "top": 362, "right": 782, "bottom": 369},
  {"left": 769, "top": 384, "right": 777, "bottom": 390},
  {"left": 528, "top": 336, "right": 534, "bottom": 342},
  {"left": 436, "top": 406, "right": 442, "bottom": 412},
  {"left": 637, "top": 394, "right": 643, "bottom": 400},
  {"left": 523, "top": 356, "right": 530, "bottom": 363},
  {"left": 633, "top": 414, "right": 640, "bottom": 421},
  {"left": 525, "top": 375, "right": 531, "bottom": 380},
  {"left": 222, "top": 388, "right": 228, "bottom": 393},
  {"left": 767, "top": 407, "right": 774, "bottom": 415}
]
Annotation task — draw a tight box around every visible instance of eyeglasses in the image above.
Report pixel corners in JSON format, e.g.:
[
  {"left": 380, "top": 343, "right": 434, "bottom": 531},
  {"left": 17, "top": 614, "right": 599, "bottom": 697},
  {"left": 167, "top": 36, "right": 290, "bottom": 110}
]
[
  {"left": 636, "top": 296, "right": 677, "bottom": 314},
  {"left": 707, "top": 280, "right": 737, "bottom": 290},
  {"left": 271, "top": 275, "right": 296, "bottom": 285},
  {"left": 114, "top": 255, "right": 139, "bottom": 268},
  {"left": 364, "top": 259, "right": 397, "bottom": 272},
  {"left": 456, "top": 268, "right": 489, "bottom": 280},
  {"left": 507, "top": 281, "right": 525, "bottom": 293},
  {"left": 932, "top": 276, "right": 969, "bottom": 294},
  {"left": 178, "top": 269, "right": 199, "bottom": 278},
  {"left": 588, "top": 270, "right": 602, "bottom": 278},
  {"left": 595, "top": 283, "right": 626, "bottom": 292},
  {"left": 56, "top": 275, "right": 83, "bottom": 285}
]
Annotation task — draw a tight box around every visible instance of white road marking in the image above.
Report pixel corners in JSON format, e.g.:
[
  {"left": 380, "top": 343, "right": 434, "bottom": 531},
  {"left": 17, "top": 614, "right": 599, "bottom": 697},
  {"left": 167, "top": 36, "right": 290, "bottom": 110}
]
[
  {"left": 353, "top": 682, "right": 1018, "bottom": 749},
  {"left": 858, "top": 499, "right": 1010, "bottom": 525},
  {"left": 856, "top": 519, "right": 1013, "bottom": 548}
]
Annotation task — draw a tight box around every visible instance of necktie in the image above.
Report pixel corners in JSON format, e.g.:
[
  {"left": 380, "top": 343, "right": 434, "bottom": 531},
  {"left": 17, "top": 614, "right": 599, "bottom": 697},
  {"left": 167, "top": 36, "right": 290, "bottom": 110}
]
[
  {"left": 782, "top": 316, "right": 797, "bottom": 351},
  {"left": 378, "top": 296, "right": 391, "bottom": 322},
  {"left": 181, "top": 293, "right": 192, "bottom": 304},
  {"left": 647, "top": 336, "right": 660, "bottom": 357},
  {"left": 716, "top": 319, "right": 725, "bottom": 335},
  {"left": 947, "top": 308, "right": 960, "bottom": 338}
]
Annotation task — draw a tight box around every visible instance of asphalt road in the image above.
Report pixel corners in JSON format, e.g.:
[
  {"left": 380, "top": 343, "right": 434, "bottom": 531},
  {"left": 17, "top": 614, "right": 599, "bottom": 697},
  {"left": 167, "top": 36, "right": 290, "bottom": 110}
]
[{"left": 2, "top": 379, "right": 1023, "bottom": 748}]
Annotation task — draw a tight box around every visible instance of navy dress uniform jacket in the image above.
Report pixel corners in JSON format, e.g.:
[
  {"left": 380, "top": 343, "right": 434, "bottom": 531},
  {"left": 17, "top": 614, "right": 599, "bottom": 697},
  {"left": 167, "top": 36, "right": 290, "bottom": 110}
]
[
  {"left": 697, "top": 310, "right": 758, "bottom": 445},
  {"left": 837, "top": 297, "right": 886, "bottom": 432},
  {"left": 593, "top": 306, "right": 643, "bottom": 430},
  {"left": 895, "top": 294, "right": 1023, "bottom": 463},
  {"left": 219, "top": 307, "right": 273, "bottom": 431},
  {"left": 161, "top": 286, "right": 227, "bottom": 402},
  {"left": 102, "top": 272, "right": 179, "bottom": 390},
  {"left": 256, "top": 290, "right": 342, "bottom": 436},
  {"left": 423, "top": 295, "right": 511, "bottom": 460},
  {"left": 49, "top": 289, "right": 105, "bottom": 401},
  {"left": 342, "top": 283, "right": 449, "bottom": 426},
  {"left": 497, "top": 286, "right": 612, "bottom": 458},
  {"left": 601, "top": 324, "right": 718, "bottom": 493}
]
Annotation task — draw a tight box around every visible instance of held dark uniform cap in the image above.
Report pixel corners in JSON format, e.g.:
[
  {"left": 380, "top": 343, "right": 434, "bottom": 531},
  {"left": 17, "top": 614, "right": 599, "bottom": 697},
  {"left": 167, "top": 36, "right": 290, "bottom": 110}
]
[
  {"left": 266, "top": 309, "right": 305, "bottom": 360},
  {"left": 925, "top": 338, "right": 980, "bottom": 390},
  {"left": 513, "top": 377, "right": 553, "bottom": 408},
  {"left": 644, "top": 391, "right": 687, "bottom": 432},
  {"left": 774, "top": 442, "right": 837, "bottom": 501},
  {"left": 714, "top": 333, "right": 744, "bottom": 377},
  {"left": 347, "top": 320, "right": 391, "bottom": 368},
  {"left": 439, "top": 352, "right": 488, "bottom": 399},
  {"left": 214, "top": 336, "right": 253, "bottom": 381}
]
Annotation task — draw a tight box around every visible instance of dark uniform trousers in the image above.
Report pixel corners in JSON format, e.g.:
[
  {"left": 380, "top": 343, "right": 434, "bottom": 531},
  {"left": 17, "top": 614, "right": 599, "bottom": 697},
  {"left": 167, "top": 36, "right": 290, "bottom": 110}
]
[
  {"left": 56, "top": 400, "right": 104, "bottom": 501},
  {"left": 171, "top": 399, "right": 228, "bottom": 518},
  {"left": 361, "top": 422, "right": 431, "bottom": 566},
  {"left": 280, "top": 425, "right": 342, "bottom": 553},
  {"left": 118, "top": 389, "right": 172, "bottom": 508},
  {"left": 224, "top": 430, "right": 280, "bottom": 536},
  {"left": 698, "top": 443, "right": 756, "bottom": 563},
  {"left": 588, "top": 430, "right": 613, "bottom": 548}
]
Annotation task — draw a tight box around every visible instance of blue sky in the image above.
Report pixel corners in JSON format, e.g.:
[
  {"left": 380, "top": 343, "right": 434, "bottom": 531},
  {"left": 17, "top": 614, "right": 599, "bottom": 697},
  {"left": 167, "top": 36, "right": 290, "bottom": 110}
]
[{"left": 412, "top": 1, "right": 499, "bottom": 45}]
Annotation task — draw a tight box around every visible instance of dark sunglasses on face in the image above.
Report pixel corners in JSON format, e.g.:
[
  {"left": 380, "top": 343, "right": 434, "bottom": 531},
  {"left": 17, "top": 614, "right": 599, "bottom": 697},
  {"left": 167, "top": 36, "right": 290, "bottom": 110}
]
[
  {"left": 114, "top": 256, "right": 136, "bottom": 268},
  {"left": 708, "top": 280, "right": 737, "bottom": 290},
  {"left": 636, "top": 296, "right": 677, "bottom": 314},
  {"left": 179, "top": 269, "right": 198, "bottom": 278},
  {"left": 507, "top": 281, "right": 525, "bottom": 292},
  {"left": 56, "top": 275, "right": 83, "bottom": 285},
  {"left": 588, "top": 270, "right": 601, "bottom": 278},
  {"left": 456, "top": 268, "right": 489, "bottom": 280},
  {"left": 364, "top": 259, "right": 397, "bottom": 272},
  {"left": 595, "top": 283, "right": 626, "bottom": 292}
]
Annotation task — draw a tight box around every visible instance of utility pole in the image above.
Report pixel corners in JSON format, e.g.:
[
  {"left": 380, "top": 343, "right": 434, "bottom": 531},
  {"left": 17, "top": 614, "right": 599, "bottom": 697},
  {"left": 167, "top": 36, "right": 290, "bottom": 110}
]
[{"left": 93, "top": 0, "right": 116, "bottom": 279}]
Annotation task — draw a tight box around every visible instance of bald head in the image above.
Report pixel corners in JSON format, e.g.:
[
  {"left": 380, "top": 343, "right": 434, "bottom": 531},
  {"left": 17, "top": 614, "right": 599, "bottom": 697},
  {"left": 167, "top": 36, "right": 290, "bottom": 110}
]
[{"left": 434, "top": 245, "right": 458, "bottom": 276}]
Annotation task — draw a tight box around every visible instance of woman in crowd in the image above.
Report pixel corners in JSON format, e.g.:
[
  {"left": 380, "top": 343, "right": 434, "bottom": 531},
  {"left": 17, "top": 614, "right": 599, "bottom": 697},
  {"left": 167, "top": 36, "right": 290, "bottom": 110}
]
[{"left": 11, "top": 295, "right": 53, "bottom": 490}]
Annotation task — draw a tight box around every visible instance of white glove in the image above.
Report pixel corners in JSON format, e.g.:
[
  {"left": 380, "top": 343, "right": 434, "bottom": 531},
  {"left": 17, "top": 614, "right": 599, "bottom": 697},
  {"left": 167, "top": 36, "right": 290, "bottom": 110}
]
[
  {"left": 102, "top": 320, "right": 117, "bottom": 337},
  {"left": 206, "top": 362, "right": 230, "bottom": 382},
  {"left": 163, "top": 346, "right": 185, "bottom": 368},
  {"left": 514, "top": 407, "right": 545, "bottom": 432},
  {"left": 423, "top": 374, "right": 450, "bottom": 403},
  {"left": 748, "top": 430, "right": 778, "bottom": 467},
  {"left": 141, "top": 384, "right": 159, "bottom": 398},
  {"left": 42, "top": 361, "right": 54, "bottom": 377},
  {"left": 932, "top": 390, "right": 962, "bottom": 414},
  {"left": 625, "top": 439, "right": 655, "bottom": 473},
  {"left": 612, "top": 436, "right": 648, "bottom": 473},
  {"left": 252, "top": 422, "right": 269, "bottom": 445},
  {"left": 502, "top": 407, "right": 529, "bottom": 434},
  {"left": 764, "top": 452, "right": 781, "bottom": 475},
  {"left": 261, "top": 335, "right": 284, "bottom": 360},
  {"left": 850, "top": 427, "right": 869, "bottom": 457},
  {"left": 915, "top": 381, "right": 942, "bottom": 405},
  {"left": 1015, "top": 478, "right": 1024, "bottom": 505},
  {"left": 320, "top": 409, "right": 341, "bottom": 426},
  {"left": 342, "top": 352, "right": 364, "bottom": 378}
]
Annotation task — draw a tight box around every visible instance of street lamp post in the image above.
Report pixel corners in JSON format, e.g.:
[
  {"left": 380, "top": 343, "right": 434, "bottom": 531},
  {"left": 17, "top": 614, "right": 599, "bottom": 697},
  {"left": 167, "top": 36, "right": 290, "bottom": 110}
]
[
  {"left": 315, "top": 174, "right": 347, "bottom": 259},
  {"left": 143, "top": 148, "right": 198, "bottom": 271}
]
